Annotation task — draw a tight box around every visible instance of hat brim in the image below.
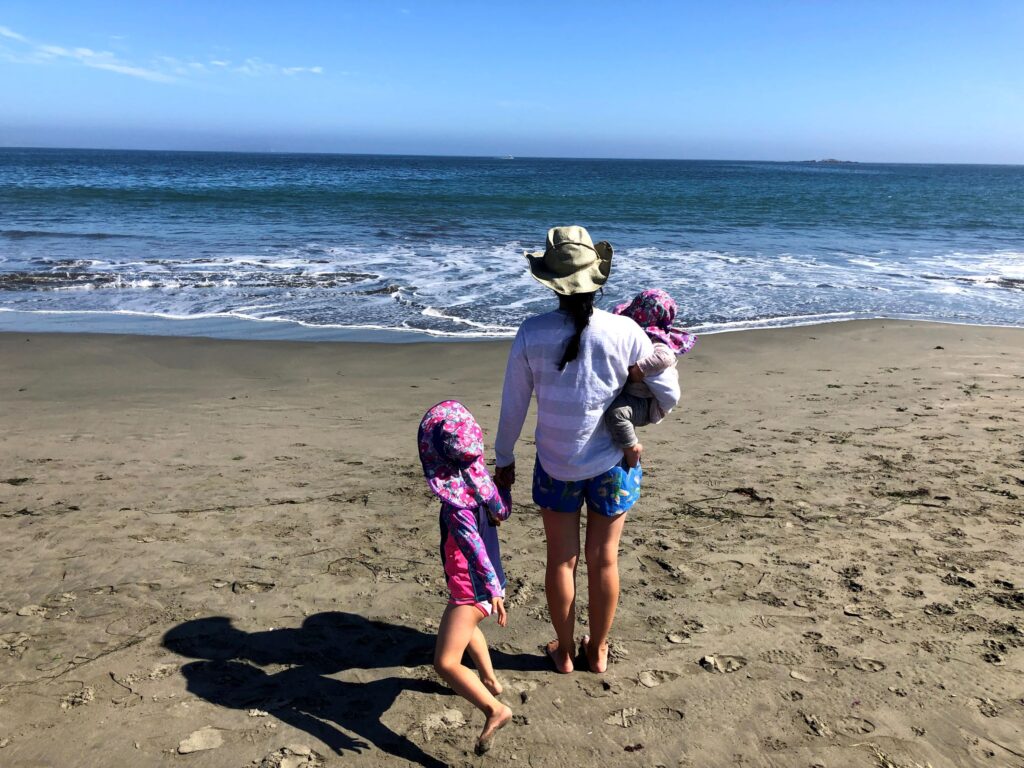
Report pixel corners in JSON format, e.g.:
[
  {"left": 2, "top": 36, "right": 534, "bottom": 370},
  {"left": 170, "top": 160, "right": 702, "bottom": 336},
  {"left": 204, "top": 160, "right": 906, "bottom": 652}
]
[
  {"left": 425, "top": 455, "right": 498, "bottom": 509},
  {"left": 647, "top": 327, "right": 698, "bottom": 355},
  {"left": 525, "top": 241, "right": 613, "bottom": 296}
]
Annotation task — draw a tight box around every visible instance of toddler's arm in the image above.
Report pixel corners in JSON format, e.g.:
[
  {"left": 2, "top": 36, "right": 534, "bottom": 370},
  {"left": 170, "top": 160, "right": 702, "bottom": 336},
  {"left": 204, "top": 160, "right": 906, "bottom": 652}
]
[{"left": 633, "top": 343, "right": 676, "bottom": 380}]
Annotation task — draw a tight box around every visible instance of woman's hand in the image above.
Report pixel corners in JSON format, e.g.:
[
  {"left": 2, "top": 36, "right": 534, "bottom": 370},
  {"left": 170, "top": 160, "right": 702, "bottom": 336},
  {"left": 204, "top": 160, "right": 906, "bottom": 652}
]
[
  {"left": 494, "top": 462, "right": 516, "bottom": 488},
  {"left": 628, "top": 363, "right": 644, "bottom": 383}
]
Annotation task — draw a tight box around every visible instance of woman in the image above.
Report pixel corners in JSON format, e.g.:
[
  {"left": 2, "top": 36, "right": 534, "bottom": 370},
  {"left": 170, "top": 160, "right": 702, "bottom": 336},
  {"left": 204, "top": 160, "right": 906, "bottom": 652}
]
[{"left": 493, "top": 226, "right": 680, "bottom": 673}]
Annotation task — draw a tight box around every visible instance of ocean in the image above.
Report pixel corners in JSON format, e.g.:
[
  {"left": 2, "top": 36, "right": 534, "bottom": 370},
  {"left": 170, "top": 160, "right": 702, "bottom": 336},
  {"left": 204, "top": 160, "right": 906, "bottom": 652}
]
[{"left": 1, "top": 148, "right": 1022, "bottom": 340}]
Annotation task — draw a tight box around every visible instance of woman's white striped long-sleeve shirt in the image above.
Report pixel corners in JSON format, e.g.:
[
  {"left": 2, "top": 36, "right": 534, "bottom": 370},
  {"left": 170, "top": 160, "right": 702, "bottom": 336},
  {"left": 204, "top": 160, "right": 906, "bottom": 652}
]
[{"left": 494, "top": 308, "right": 681, "bottom": 482}]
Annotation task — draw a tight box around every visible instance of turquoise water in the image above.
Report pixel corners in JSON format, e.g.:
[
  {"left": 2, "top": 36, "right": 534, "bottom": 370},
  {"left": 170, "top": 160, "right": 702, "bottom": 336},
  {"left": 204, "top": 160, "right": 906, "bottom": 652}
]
[{"left": 1, "top": 148, "right": 1022, "bottom": 338}]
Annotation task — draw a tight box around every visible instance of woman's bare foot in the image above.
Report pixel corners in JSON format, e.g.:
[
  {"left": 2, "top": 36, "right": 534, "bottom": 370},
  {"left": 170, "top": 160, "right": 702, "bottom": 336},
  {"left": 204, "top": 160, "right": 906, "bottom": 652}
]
[
  {"left": 581, "top": 635, "right": 609, "bottom": 674},
  {"left": 545, "top": 639, "right": 574, "bottom": 674},
  {"left": 623, "top": 443, "right": 643, "bottom": 468},
  {"left": 475, "top": 704, "right": 512, "bottom": 755},
  {"left": 481, "top": 675, "right": 503, "bottom": 697}
]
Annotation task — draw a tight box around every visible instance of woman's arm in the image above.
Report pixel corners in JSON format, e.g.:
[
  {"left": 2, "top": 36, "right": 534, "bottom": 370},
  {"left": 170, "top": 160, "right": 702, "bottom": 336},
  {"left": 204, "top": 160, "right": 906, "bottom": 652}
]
[
  {"left": 644, "top": 361, "right": 681, "bottom": 416},
  {"left": 494, "top": 327, "right": 533, "bottom": 472}
]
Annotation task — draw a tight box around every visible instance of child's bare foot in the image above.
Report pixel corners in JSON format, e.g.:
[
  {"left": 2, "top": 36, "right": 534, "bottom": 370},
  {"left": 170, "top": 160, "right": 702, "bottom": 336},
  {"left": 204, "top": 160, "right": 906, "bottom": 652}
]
[
  {"left": 475, "top": 704, "right": 512, "bottom": 755},
  {"left": 482, "top": 675, "right": 503, "bottom": 697},
  {"left": 544, "top": 639, "right": 574, "bottom": 674},
  {"left": 623, "top": 442, "right": 643, "bottom": 468},
  {"left": 581, "top": 635, "right": 609, "bottom": 674}
]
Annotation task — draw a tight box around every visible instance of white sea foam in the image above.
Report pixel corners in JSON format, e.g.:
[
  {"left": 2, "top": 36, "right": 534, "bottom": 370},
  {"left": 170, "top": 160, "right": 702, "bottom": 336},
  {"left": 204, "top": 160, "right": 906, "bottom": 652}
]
[{"left": 2, "top": 242, "right": 1023, "bottom": 338}]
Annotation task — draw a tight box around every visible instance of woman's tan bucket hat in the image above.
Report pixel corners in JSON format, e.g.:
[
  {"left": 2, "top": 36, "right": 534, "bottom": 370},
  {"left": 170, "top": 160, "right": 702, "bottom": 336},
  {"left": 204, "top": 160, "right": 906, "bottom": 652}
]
[{"left": 525, "top": 225, "right": 613, "bottom": 295}]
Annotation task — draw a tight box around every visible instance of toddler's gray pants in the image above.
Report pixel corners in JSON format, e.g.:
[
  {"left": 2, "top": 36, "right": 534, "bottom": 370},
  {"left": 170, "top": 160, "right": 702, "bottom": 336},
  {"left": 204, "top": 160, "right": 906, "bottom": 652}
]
[{"left": 604, "top": 392, "right": 652, "bottom": 447}]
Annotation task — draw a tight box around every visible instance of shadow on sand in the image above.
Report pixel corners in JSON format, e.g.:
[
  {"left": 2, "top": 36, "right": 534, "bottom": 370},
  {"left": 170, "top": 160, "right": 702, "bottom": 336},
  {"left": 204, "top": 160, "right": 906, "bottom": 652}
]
[{"left": 163, "top": 612, "right": 544, "bottom": 766}]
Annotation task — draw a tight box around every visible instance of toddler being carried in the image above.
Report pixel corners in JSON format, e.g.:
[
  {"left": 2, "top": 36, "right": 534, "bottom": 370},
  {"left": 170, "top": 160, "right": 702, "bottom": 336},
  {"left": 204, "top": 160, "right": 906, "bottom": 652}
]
[{"left": 605, "top": 288, "right": 696, "bottom": 467}]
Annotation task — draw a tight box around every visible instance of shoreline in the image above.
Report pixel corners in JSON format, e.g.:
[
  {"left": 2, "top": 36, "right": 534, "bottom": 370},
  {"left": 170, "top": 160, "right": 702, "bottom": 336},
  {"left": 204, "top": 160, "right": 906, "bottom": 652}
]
[
  {"left": 2, "top": 319, "right": 1022, "bottom": 766},
  {"left": 2, "top": 306, "right": 1023, "bottom": 344}
]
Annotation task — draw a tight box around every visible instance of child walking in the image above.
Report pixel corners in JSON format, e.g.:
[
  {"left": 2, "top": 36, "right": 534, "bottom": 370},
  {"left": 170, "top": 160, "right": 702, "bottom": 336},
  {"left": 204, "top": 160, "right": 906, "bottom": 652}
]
[
  {"left": 417, "top": 400, "right": 513, "bottom": 754},
  {"left": 605, "top": 288, "right": 697, "bottom": 467}
]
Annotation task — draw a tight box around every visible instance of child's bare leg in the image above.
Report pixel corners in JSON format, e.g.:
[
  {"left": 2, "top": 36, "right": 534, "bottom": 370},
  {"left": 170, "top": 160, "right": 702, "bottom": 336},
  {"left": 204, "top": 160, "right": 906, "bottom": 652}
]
[
  {"left": 434, "top": 605, "right": 512, "bottom": 752},
  {"left": 466, "top": 625, "right": 502, "bottom": 696}
]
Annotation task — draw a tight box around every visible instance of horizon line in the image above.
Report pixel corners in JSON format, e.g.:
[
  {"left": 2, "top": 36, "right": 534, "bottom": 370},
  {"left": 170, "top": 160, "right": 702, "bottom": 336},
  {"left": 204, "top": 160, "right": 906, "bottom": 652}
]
[{"left": 1, "top": 144, "right": 1022, "bottom": 168}]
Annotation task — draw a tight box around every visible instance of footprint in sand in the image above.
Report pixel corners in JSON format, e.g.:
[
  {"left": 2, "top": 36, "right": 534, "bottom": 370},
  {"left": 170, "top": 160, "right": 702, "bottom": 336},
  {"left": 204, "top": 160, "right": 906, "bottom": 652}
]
[
  {"left": 852, "top": 658, "right": 886, "bottom": 672},
  {"left": 699, "top": 655, "right": 747, "bottom": 673},
  {"left": 813, "top": 644, "right": 840, "bottom": 661},
  {"left": 15, "top": 605, "right": 47, "bottom": 618},
  {"left": 604, "top": 707, "right": 684, "bottom": 728},
  {"left": 231, "top": 580, "right": 276, "bottom": 594},
  {"left": 637, "top": 670, "right": 680, "bottom": 688},
  {"left": 835, "top": 716, "right": 875, "bottom": 735},
  {"left": 759, "top": 649, "right": 804, "bottom": 665}
]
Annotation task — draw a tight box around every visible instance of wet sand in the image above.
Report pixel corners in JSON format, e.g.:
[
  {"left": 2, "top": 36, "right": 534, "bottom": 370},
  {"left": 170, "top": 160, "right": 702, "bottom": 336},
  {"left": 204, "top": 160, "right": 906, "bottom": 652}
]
[{"left": 1, "top": 320, "right": 1022, "bottom": 767}]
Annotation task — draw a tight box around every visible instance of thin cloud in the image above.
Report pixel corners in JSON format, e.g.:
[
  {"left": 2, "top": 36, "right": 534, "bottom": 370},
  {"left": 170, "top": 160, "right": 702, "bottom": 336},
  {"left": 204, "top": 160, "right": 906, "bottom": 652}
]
[
  {"left": 0, "top": 25, "right": 27, "bottom": 42},
  {"left": 1, "top": 25, "right": 176, "bottom": 82},
  {"left": 0, "top": 23, "right": 324, "bottom": 83}
]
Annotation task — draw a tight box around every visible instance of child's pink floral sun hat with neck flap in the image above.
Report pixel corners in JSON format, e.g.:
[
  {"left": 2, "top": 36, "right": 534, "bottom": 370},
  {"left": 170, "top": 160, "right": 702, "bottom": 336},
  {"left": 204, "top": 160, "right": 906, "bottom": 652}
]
[
  {"left": 613, "top": 288, "right": 697, "bottom": 355},
  {"left": 417, "top": 400, "right": 510, "bottom": 520}
]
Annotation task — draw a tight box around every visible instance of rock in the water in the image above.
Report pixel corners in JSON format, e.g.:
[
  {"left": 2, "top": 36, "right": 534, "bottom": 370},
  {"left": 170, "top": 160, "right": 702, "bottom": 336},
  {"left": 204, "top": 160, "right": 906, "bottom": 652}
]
[{"left": 178, "top": 727, "right": 223, "bottom": 753}]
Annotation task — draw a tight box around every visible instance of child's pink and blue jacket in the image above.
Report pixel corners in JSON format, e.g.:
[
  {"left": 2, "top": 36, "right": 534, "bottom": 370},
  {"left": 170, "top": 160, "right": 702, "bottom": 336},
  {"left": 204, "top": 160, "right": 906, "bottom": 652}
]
[
  {"left": 439, "top": 490, "right": 509, "bottom": 606},
  {"left": 417, "top": 400, "right": 511, "bottom": 608}
]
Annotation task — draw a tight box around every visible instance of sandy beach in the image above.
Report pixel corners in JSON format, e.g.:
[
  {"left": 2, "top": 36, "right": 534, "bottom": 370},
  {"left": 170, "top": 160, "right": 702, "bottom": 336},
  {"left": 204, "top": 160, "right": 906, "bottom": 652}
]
[{"left": 1, "top": 320, "right": 1022, "bottom": 767}]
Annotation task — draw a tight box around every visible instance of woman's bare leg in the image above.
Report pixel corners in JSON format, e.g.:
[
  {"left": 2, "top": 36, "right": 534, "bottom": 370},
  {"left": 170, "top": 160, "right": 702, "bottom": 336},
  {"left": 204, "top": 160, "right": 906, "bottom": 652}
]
[
  {"left": 434, "top": 605, "right": 512, "bottom": 749},
  {"left": 583, "top": 509, "right": 628, "bottom": 672},
  {"left": 466, "top": 625, "right": 502, "bottom": 696},
  {"left": 542, "top": 507, "right": 581, "bottom": 673}
]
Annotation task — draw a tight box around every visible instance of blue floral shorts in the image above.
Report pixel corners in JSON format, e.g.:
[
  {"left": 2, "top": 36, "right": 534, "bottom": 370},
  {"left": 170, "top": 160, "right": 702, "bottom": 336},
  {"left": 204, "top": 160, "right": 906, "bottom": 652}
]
[{"left": 532, "top": 457, "right": 642, "bottom": 517}]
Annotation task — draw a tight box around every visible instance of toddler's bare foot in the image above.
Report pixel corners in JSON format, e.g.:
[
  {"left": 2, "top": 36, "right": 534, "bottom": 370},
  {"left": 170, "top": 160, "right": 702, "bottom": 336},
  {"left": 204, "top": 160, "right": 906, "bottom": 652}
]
[
  {"left": 482, "top": 675, "right": 503, "bottom": 697},
  {"left": 623, "top": 442, "right": 643, "bottom": 468},
  {"left": 475, "top": 704, "right": 512, "bottom": 755}
]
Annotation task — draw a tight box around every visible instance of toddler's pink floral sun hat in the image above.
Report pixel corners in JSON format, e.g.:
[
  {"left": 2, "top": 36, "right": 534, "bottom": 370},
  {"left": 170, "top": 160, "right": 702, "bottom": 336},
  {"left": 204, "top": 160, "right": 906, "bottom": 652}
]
[
  {"left": 417, "top": 400, "right": 510, "bottom": 519},
  {"left": 613, "top": 288, "right": 697, "bottom": 355}
]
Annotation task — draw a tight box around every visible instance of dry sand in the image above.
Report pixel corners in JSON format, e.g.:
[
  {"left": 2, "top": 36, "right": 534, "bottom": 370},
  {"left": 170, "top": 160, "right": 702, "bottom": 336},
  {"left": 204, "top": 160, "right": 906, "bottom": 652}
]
[{"left": 0, "top": 320, "right": 1022, "bottom": 767}]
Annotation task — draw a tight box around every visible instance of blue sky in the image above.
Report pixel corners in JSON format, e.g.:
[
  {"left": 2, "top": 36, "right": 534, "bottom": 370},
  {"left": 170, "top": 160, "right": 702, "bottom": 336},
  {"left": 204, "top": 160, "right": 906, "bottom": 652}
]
[{"left": 1, "top": 1, "right": 1022, "bottom": 162}]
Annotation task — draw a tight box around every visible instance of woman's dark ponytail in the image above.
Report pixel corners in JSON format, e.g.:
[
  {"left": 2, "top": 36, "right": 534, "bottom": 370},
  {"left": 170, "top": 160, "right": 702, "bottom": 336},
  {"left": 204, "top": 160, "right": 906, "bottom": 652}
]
[{"left": 557, "top": 292, "right": 595, "bottom": 371}]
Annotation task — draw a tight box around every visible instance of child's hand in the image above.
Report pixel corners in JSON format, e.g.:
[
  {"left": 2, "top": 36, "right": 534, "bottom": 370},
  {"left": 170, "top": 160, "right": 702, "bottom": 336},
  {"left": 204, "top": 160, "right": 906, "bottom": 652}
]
[
  {"left": 628, "top": 364, "right": 644, "bottom": 383},
  {"left": 494, "top": 462, "right": 516, "bottom": 488},
  {"left": 491, "top": 597, "right": 507, "bottom": 627}
]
